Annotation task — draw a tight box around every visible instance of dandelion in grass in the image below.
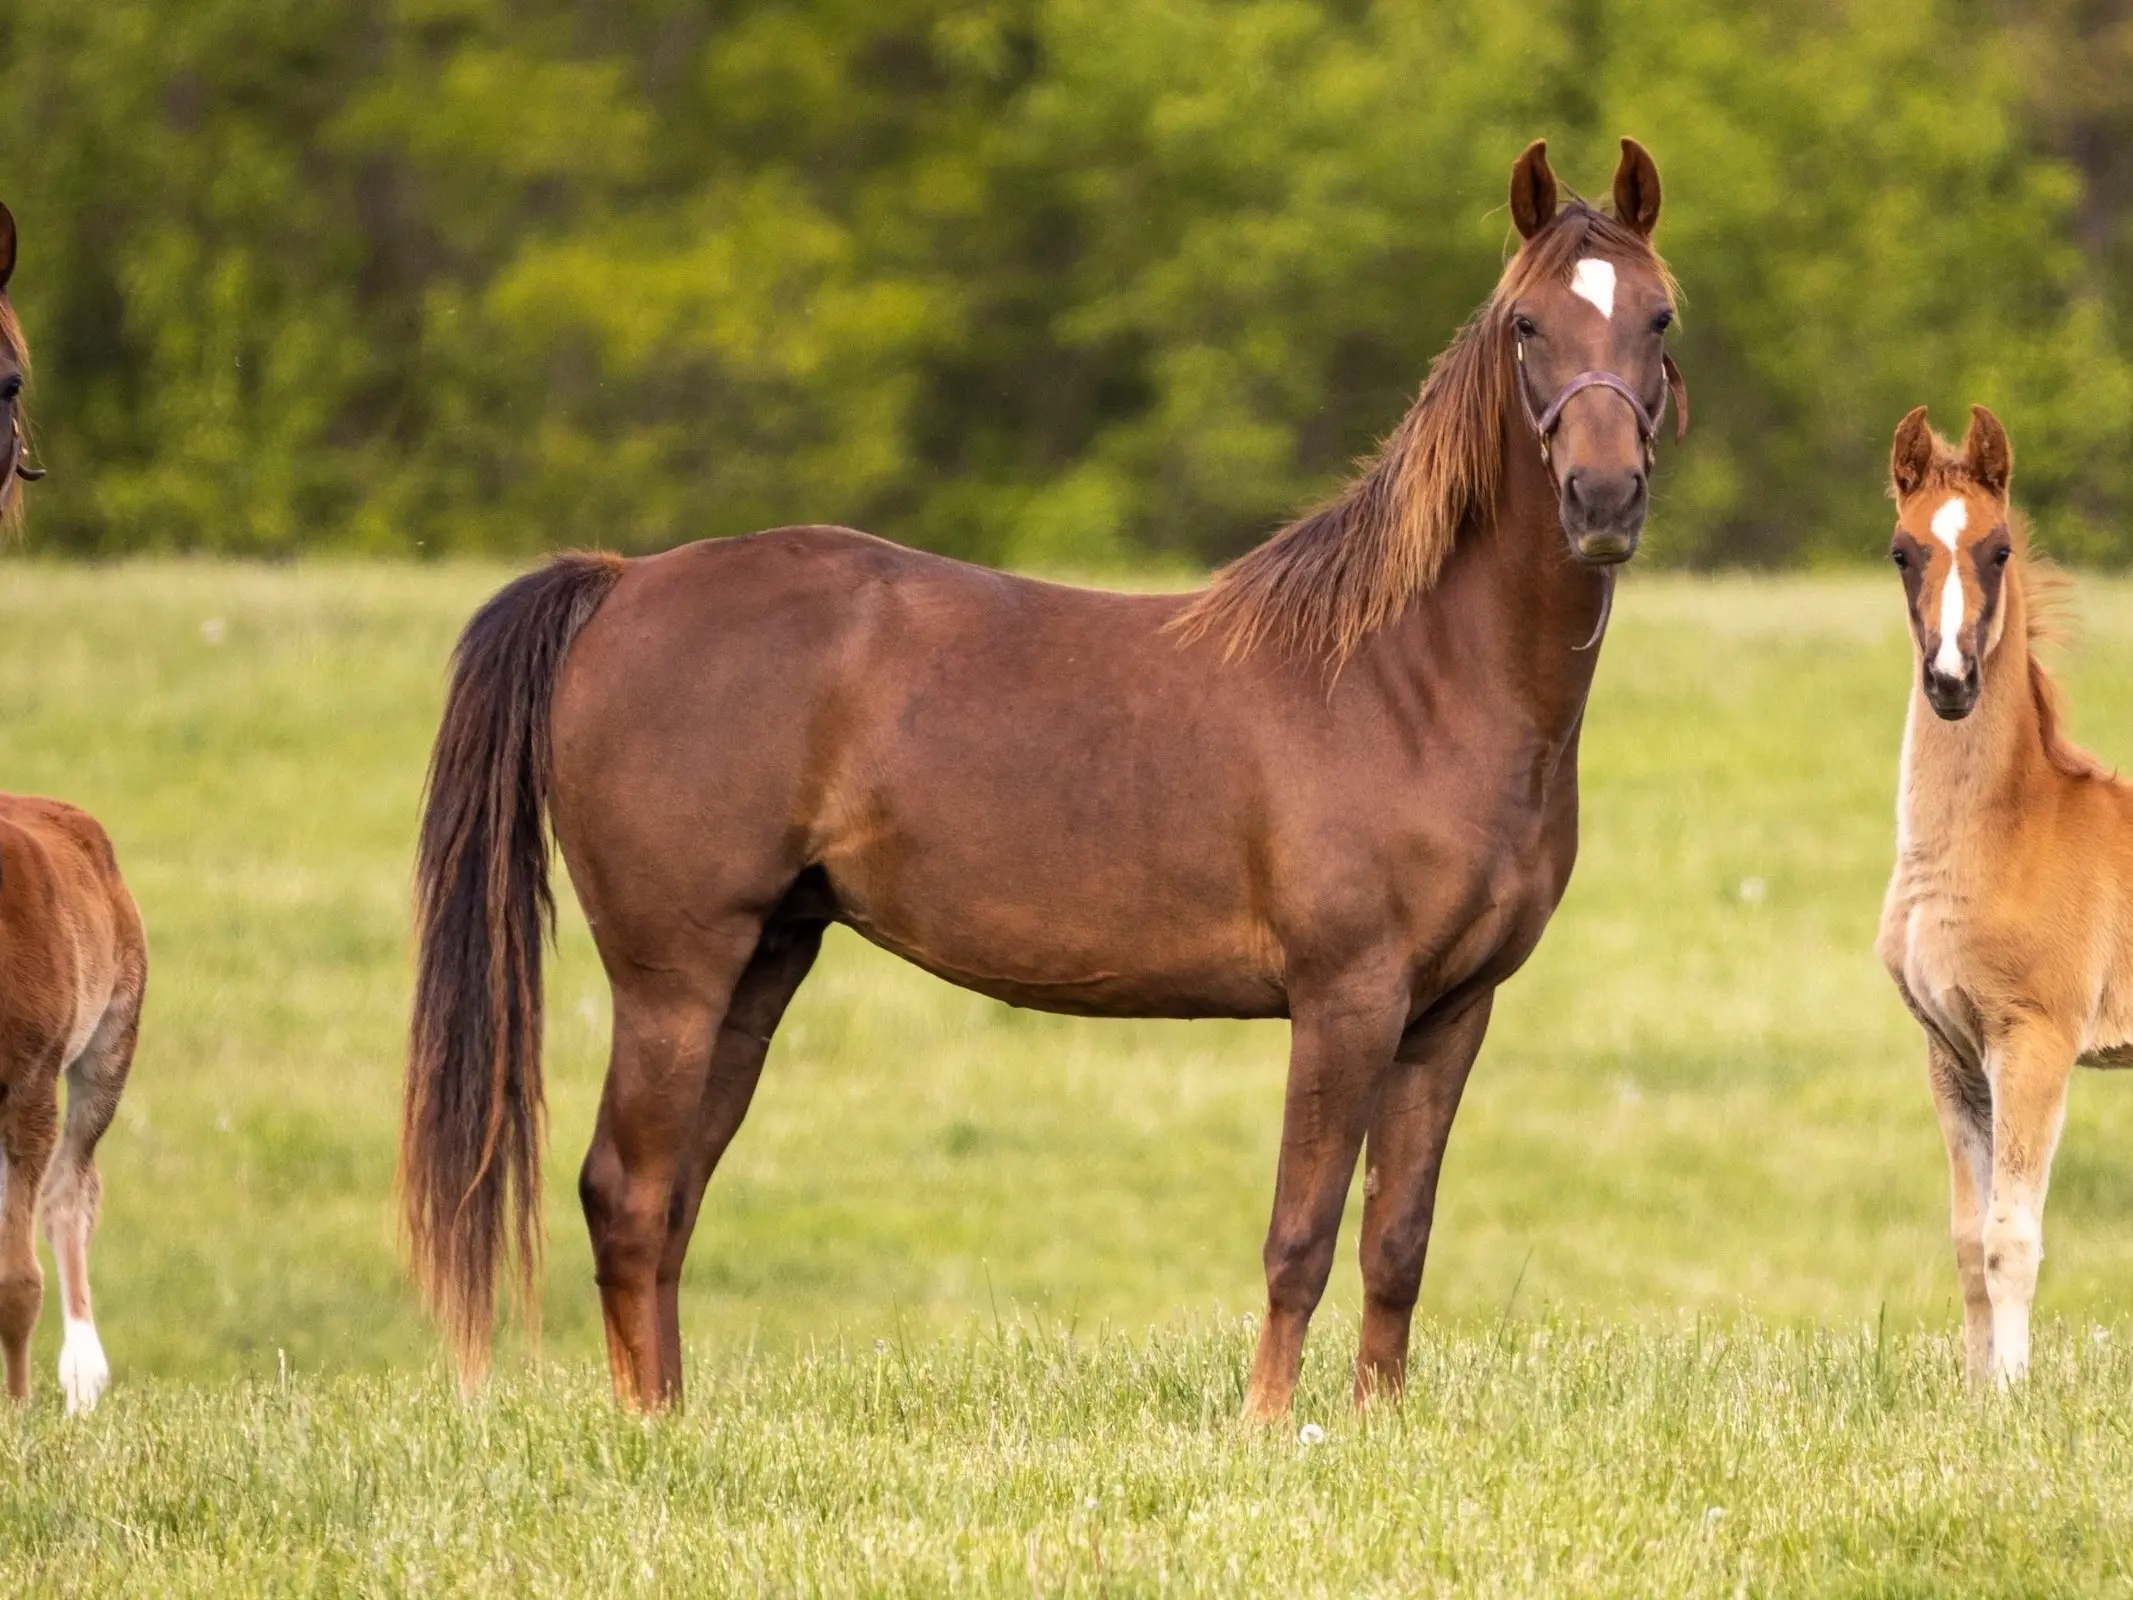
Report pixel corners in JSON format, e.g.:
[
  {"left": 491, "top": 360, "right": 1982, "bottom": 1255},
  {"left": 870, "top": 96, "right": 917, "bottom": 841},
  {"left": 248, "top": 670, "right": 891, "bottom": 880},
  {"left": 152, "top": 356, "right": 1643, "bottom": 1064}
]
[{"left": 1298, "top": 1423, "right": 1325, "bottom": 1447}]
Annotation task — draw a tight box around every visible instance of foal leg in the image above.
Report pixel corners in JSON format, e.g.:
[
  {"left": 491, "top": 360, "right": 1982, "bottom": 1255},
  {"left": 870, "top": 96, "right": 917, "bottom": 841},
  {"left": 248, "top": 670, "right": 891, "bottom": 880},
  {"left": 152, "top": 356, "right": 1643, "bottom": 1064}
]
[
  {"left": 0, "top": 1079, "right": 59, "bottom": 1402},
  {"left": 1981, "top": 1024, "right": 2075, "bottom": 1385},
  {"left": 1925, "top": 1038, "right": 1994, "bottom": 1381},
  {"left": 1244, "top": 982, "right": 1407, "bottom": 1421},
  {"left": 1353, "top": 992, "right": 1492, "bottom": 1406},
  {"left": 651, "top": 918, "right": 824, "bottom": 1394},
  {"left": 579, "top": 936, "right": 754, "bottom": 1412},
  {"left": 42, "top": 990, "right": 142, "bottom": 1413}
]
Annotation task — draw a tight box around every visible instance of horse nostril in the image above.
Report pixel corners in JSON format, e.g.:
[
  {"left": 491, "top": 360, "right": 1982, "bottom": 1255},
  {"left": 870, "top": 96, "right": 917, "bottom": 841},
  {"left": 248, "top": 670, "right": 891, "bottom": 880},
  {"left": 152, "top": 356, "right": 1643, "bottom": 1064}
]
[{"left": 1562, "top": 469, "right": 1585, "bottom": 508}]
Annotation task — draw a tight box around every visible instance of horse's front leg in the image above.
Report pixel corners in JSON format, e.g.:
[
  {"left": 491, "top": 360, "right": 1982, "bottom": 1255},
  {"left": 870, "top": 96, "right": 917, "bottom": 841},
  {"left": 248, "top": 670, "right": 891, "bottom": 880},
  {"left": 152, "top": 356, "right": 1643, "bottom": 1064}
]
[
  {"left": 1925, "top": 1037, "right": 1993, "bottom": 1380},
  {"left": 1982, "top": 1020, "right": 2076, "bottom": 1385},
  {"left": 1244, "top": 977, "right": 1407, "bottom": 1422},
  {"left": 1353, "top": 990, "right": 1494, "bottom": 1406}
]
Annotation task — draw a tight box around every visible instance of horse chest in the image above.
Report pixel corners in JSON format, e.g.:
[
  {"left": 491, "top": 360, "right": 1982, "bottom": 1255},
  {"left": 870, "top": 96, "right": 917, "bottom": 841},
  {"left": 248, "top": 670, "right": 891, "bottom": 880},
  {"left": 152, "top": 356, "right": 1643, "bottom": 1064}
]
[{"left": 1888, "top": 885, "right": 1985, "bottom": 1061}]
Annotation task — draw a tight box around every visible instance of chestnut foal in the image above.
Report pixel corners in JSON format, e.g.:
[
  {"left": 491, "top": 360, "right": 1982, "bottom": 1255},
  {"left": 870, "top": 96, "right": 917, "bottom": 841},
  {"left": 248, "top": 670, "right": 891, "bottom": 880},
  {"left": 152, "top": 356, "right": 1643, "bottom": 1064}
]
[
  {"left": 1879, "top": 404, "right": 2129, "bottom": 1384},
  {"left": 405, "top": 139, "right": 1687, "bottom": 1414},
  {"left": 0, "top": 203, "right": 148, "bottom": 1412}
]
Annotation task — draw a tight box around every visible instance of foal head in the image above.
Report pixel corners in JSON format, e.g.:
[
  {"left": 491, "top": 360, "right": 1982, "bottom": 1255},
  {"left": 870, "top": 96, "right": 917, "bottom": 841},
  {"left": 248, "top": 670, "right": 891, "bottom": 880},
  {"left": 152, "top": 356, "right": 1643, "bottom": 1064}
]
[
  {"left": 1888, "top": 405, "right": 2017, "bottom": 721},
  {"left": 0, "top": 203, "right": 34, "bottom": 532},
  {"left": 1505, "top": 139, "right": 1684, "bottom": 565}
]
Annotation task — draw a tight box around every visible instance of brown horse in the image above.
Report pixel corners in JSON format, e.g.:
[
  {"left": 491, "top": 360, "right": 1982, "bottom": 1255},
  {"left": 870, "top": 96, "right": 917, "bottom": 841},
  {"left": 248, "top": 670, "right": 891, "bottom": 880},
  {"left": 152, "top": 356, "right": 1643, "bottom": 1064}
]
[
  {"left": 1878, "top": 405, "right": 2131, "bottom": 1385},
  {"left": 404, "top": 138, "right": 1688, "bottom": 1415},
  {"left": 0, "top": 203, "right": 148, "bottom": 1413}
]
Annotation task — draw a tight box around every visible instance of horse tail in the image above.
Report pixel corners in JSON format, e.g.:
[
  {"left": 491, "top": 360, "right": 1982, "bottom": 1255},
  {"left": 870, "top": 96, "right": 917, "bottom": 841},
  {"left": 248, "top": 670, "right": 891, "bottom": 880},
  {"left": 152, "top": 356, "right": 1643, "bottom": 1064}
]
[{"left": 400, "top": 550, "right": 626, "bottom": 1388}]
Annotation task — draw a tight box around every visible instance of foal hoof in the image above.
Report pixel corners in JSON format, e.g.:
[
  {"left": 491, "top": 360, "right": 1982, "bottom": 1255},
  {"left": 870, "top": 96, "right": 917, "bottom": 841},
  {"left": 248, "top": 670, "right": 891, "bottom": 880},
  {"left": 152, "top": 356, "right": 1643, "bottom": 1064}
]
[{"left": 58, "top": 1321, "right": 108, "bottom": 1414}]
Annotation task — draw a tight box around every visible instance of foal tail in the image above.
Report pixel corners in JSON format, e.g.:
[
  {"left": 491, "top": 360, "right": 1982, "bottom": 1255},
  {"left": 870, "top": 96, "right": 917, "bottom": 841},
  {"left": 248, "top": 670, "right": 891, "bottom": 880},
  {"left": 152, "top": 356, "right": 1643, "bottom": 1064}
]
[{"left": 400, "top": 551, "right": 626, "bottom": 1387}]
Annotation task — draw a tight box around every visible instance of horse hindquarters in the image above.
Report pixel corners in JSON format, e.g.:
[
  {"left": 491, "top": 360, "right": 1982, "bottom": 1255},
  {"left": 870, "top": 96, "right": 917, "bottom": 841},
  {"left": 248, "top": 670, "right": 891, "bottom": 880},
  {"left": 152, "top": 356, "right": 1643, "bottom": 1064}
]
[{"left": 0, "top": 804, "right": 143, "bottom": 1411}]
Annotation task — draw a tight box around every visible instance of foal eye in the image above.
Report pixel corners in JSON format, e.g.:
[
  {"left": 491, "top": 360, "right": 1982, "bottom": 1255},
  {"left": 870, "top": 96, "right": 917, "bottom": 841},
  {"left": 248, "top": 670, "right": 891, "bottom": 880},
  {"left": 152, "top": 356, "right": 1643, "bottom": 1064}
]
[
  {"left": 1994, "top": 546, "right": 2012, "bottom": 567},
  {"left": 1891, "top": 549, "right": 1909, "bottom": 569},
  {"left": 1512, "top": 314, "right": 1537, "bottom": 338}
]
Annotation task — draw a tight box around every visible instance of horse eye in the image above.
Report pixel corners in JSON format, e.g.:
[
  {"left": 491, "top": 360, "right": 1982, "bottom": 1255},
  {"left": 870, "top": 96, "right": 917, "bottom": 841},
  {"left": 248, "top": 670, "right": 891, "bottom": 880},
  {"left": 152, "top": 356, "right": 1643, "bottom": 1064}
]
[
  {"left": 0, "top": 377, "right": 19, "bottom": 402},
  {"left": 1513, "top": 314, "right": 1537, "bottom": 338},
  {"left": 1891, "top": 548, "right": 1909, "bottom": 569},
  {"left": 1652, "top": 309, "right": 1674, "bottom": 334},
  {"left": 1994, "top": 546, "right": 2012, "bottom": 567}
]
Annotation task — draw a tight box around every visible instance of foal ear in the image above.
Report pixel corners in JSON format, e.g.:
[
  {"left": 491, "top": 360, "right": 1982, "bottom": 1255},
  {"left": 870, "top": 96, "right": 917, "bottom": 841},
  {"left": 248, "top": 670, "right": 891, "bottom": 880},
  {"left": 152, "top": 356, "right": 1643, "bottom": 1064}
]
[
  {"left": 1509, "top": 140, "right": 1558, "bottom": 240},
  {"left": 0, "top": 204, "right": 15, "bottom": 295},
  {"left": 1611, "top": 138, "right": 1661, "bottom": 236},
  {"left": 1890, "top": 406, "right": 1935, "bottom": 499},
  {"left": 1962, "top": 404, "right": 2013, "bottom": 498}
]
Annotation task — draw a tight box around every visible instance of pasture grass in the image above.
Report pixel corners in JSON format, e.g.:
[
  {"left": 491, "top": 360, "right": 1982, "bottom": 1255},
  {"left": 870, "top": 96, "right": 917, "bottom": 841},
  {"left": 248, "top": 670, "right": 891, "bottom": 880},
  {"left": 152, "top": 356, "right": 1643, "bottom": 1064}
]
[
  {"left": 6, "top": 560, "right": 2133, "bottom": 1588},
  {"left": 8, "top": 1320, "right": 2133, "bottom": 1593}
]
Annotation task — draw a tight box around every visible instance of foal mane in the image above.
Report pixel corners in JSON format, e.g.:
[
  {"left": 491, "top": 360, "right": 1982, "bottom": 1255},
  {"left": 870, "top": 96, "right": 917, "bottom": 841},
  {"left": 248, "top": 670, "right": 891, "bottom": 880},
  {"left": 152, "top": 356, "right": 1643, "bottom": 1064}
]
[{"left": 1170, "top": 201, "right": 1675, "bottom": 669}]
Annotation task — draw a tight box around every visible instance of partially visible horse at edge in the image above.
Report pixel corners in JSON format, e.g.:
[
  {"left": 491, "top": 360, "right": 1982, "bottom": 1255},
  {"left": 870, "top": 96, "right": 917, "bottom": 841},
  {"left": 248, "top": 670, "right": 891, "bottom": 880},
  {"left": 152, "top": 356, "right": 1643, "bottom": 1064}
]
[
  {"left": 1879, "top": 404, "right": 2132, "bottom": 1385},
  {"left": 403, "top": 138, "right": 1689, "bottom": 1415},
  {"left": 0, "top": 202, "right": 148, "bottom": 1413}
]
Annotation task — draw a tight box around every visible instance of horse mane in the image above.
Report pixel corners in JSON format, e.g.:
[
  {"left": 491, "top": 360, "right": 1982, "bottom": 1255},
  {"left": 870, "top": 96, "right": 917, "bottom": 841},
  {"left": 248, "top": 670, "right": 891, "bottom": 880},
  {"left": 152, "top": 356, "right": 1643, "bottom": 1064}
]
[
  {"left": 0, "top": 296, "right": 27, "bottom": 537},
  {"left": 2020, "top": 548, "right": 2111, "bottom": 781},
  {"left": 1170, "top": 201, "right": 1676, "bottom": 669}
]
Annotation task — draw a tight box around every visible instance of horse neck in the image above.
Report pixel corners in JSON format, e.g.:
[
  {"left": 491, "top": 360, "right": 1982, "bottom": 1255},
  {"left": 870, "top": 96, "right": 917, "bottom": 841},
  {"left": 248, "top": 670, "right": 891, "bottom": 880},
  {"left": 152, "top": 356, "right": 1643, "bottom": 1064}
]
[
  {"left": 1898, "top": 571, "right": 2048, "bottom": 864},
  {"left": 1373, "top": 415, "right": 1612, "bottom": 743}
]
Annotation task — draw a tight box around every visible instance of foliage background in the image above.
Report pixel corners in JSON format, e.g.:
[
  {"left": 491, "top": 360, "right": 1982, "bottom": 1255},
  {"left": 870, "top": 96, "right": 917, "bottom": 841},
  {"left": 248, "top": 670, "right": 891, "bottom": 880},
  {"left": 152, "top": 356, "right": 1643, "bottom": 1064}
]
[{"left": 3, "top": 0, "right": 2130, "bottom": 567}]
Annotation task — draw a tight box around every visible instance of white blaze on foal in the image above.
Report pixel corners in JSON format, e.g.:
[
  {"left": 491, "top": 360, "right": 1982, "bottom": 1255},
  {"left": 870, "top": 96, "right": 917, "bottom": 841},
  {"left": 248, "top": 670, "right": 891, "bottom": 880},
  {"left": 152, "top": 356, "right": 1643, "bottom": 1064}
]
[
  {"left": 1570, "top": 258, "right": 1616, "bottom": 321},
  {"left": 1932, "top": 496, "right": 1968, "bottom": 678}
]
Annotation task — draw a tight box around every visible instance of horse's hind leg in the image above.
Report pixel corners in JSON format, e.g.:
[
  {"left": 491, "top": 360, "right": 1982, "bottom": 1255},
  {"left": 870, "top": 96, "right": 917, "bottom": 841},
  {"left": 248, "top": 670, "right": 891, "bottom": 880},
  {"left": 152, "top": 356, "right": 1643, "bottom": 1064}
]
[
  {"left": 652, "top": 916, "right": 824, "bottom": 1395},
  {"left": 1353, "top": 992, "right": 1492, "bottom": 1406},
  {"left": 578, "top": 922, "right": 763, "bottom": 1411},
  {"left": 42, "top": 984, "right": 142, "bottom": 1413},
  {"left": 0, "top": 1074, "right": 59, "bottom": 1403}
]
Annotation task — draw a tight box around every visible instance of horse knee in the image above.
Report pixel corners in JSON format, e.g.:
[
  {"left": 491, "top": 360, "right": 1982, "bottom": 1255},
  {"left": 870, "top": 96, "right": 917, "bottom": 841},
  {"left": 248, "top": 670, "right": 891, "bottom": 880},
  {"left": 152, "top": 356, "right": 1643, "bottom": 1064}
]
[
  {"left": 0, "top": 1266, "right": 41, "bottom": 1342},
  {"left": 1983, "top": 1204, "right": 2043, "bottom": 1304},
  {"left": 578, "top": 1144, "right": 665, "bottom": 1284},
  {"left": 1359, "top": 1230, "right": 1426, "bottom": 1313},
  {"left": 1263, "top": 1221, "right": 1337, "bottom": 1314}
]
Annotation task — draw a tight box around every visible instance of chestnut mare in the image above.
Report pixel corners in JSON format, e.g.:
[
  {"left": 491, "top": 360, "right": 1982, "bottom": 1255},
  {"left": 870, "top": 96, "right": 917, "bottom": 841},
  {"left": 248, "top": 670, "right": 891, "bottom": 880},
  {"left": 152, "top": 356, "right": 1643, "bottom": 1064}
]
[
  {"left": 0, "top": 203, "right": 148, "bottom": 1413},
  {"left": 404, "top": 139, "right": 1688, "bottom": 1414},
  {"left": 1879, "top": 406, "right": 2131, "bottom": 1386}
]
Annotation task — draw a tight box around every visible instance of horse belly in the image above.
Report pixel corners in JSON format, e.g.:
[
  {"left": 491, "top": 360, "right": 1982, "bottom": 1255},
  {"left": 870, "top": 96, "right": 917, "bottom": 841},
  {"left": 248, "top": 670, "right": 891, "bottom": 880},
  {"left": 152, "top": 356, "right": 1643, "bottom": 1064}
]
[{"left": 821, "top": 823, "right": 1285, "bottom": 1020}]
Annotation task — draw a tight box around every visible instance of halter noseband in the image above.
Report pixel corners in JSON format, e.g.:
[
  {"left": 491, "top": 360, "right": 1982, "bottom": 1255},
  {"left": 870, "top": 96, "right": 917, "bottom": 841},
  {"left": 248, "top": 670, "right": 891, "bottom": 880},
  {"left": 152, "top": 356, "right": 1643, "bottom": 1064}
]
[{"left": 1516, "top": 336, "right": 1690, "bottom": 470}]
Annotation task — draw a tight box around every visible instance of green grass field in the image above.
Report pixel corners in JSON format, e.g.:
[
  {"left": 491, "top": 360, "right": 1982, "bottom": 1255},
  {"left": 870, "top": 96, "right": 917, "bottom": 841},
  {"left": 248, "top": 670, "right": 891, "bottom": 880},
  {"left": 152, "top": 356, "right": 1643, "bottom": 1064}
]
[{"left": 7, "top": 562, "right": 2133, "bottom": 1591}]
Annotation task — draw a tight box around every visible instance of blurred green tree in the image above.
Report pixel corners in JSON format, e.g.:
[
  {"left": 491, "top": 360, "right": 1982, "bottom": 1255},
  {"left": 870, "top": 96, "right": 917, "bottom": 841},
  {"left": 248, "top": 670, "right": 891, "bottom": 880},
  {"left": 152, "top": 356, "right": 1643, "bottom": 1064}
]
[{"left": 0, "top": 0, "right": 2124, "bottom": 565}]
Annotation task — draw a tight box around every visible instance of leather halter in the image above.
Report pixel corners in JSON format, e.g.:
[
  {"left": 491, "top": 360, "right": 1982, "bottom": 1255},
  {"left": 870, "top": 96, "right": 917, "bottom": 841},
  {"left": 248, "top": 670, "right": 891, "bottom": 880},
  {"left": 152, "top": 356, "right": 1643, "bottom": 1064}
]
[
  {"left": 1516, "top": 337, "right": 1690, "bottom": 470},
  {"left": 4, "top": 406, "right": 40, "bottom": 487}
]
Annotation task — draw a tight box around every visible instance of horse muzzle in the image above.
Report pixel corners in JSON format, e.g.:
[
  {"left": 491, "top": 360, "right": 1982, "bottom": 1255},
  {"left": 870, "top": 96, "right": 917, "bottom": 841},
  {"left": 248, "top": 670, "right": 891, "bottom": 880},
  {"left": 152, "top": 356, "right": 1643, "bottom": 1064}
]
[
  {"left": 1559, "top": 466, "right": 1648, "bottom": 565},
  {"left": 1923, "top": 660, "right": 1980, "bottom": 720}
]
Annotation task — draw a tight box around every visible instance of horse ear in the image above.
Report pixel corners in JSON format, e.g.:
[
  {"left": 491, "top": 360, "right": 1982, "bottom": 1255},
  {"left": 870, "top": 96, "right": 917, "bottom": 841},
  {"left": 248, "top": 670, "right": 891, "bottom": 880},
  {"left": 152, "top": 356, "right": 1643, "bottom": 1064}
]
[
  {"left": 1611, "top": 139, "right": 1661, "bottom": 236},
  {"left": 1963, "top": 404, "right": 2013, "bottom": 498},
  {"left": 1509, "top": 140, "right": 1557, "bottom": 240},
  {"left": 0, "top": 204, "right": 15, "bottom": 295},
  {"left": 1890, "top": 406, "right": 1934, "bottom": 499}
]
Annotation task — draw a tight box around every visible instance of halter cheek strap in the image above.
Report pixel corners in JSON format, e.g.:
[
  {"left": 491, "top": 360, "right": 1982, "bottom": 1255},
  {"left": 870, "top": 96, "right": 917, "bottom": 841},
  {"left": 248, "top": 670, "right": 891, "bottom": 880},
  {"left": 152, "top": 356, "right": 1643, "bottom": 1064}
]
[{"left": 5, "top": 410, "right": 41, "bottom": 484}]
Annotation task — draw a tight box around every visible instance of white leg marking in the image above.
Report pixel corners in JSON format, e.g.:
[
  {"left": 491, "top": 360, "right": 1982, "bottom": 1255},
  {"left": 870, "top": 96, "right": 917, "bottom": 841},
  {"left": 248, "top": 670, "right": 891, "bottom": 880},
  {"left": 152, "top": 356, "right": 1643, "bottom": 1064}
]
[
  {"left": 58, "top": 1314, "right": 108, "bottom": 1413},
  {"left": 1985, "top": 1194, "right": 2042, "bottom": 1387},
  {"left": 1570, "top": 258, "right": 1616, "bottom": 321}
]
